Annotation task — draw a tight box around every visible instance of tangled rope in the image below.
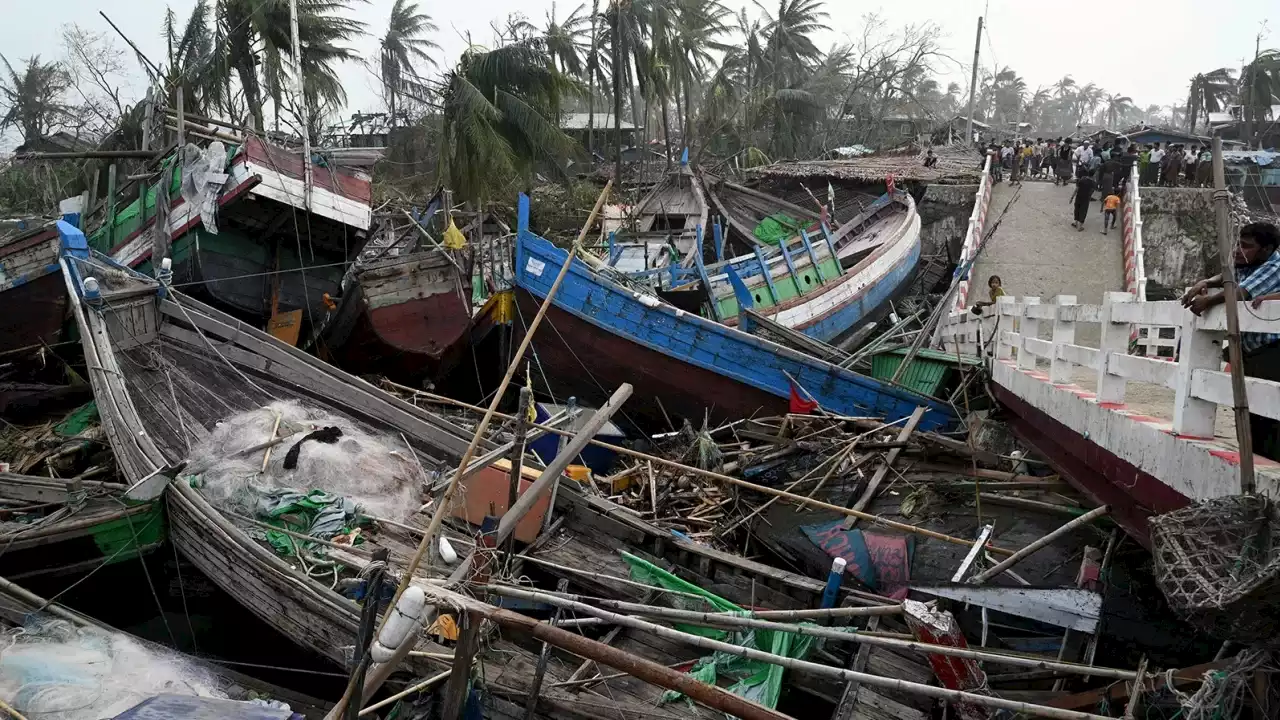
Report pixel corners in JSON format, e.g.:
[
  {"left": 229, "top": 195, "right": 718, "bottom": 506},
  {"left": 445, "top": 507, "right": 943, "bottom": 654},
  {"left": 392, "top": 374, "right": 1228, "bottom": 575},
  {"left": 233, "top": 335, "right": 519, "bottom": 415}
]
[{"left": 1170, "top": 649, "right": 1276, "bottom": 720}]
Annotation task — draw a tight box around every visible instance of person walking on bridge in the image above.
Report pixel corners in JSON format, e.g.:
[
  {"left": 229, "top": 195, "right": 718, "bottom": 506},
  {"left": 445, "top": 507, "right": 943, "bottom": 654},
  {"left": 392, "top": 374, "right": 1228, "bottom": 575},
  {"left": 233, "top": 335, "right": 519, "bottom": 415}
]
[
  {"left": 1182, "top": 222, "right": 1280, "bottom": 459},
  {"left": 1069, "top": 169, "right": 1097, "bottom": 231}
]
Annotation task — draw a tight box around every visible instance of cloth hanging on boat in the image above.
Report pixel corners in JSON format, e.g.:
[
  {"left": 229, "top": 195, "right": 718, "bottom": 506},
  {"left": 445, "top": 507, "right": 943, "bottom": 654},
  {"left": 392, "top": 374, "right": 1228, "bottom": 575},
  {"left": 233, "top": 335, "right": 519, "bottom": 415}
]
[
  {"left": 282, "top": 426, "right": 343, "bottom": 469},
  {"left": 788, "top": 380, "right": 819, "bottom": 414},
  {"left": 178, "top": 141, "right": 229, "bottom": 235},
  {"left": 620, "top": 552, "right": 814, "bottom": 711},
  {"left": 442, "top": 217, "right": 467, "bottom": 249},
  {"left": 752, "top": 213, "right": 803, "bottom": 246},
  {"left": 801, "top": 520, "right": 914, "bottom": 599}
]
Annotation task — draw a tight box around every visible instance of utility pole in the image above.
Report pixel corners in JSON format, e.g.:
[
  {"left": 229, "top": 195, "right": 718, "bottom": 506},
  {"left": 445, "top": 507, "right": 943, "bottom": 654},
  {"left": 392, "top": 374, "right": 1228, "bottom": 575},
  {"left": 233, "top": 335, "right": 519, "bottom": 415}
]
[
  {"left": 289, "top": 0, "right": 312, "bottom": 210},
  {"left": 1211, "top": 134, "right": 1256, "bottom": 494},
  {"left": 611, "top": 0, "right": 624, "bottom": 188},
  {"left": 963, "top": 16, "right": 983, "bottom": 148}
]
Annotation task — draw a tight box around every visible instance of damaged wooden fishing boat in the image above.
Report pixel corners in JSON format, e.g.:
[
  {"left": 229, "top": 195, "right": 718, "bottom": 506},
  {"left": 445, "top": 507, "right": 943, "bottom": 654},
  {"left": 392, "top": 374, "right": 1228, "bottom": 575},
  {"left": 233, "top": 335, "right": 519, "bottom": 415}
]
[
  {"left": 59, "top": 238, "right": 736, "bottom": 719},
  {"left": 700, "top": 191, "right": 920, "bottom": 344},
  {"left": 513, "top": 194, "right": 954, "bottom": 432},
  {"left": 607, "top": 161, "right": 708, "bottom": 273},
  {"left": 86, "top": 133, "right": 372, "bottom": 332},
  {"left": 0, "top": 218, "right": 70, "bottom": 354},
  {"left": 314, "top": 191, "right": 478, "bottom": 384},
  {"left": 0, "top": 578, "right": 332, "bottom": 719}
]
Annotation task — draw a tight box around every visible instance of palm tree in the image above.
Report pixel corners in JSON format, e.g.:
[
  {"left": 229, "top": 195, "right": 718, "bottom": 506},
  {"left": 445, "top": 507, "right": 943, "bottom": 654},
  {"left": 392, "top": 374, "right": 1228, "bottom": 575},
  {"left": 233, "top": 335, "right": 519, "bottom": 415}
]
[
  {"left": 380, "top": 0, "right": 438, "bottom": 128},
  {"left": 440, "top": 40, "right": 577, "bottom": 202},
  {"left": 1052, "top": 75, "right": 1076, "bottom": 100},
  {"left": 0, "top": 55, "right": 71, "bottom": 142},
  {"left": 756, "top": 0, "right": 828, "bottom": 93},
  {"left": 1185, "top": 67, "right": 1235, "bottom": 132},
  {"left": 1104, "top": 93, "right": 1134, "bottom": 128},
  {"left": 544, "top": 3, "right": 590, "bottom": 77},
  {"left": 218, "top": 0, "right": 366, "bottom": 133},
  {"left": 1240, "top": 50, "right": 1280, "bottom": 148},
  {"left": 668, "top": 0, "right": 731, "bottom": 144},
  {"left": 159, "top": 1, "right": 229, "bottom": 119},
  {"left": 990, "top": 67, "right": 1025, "bottom": 126}
]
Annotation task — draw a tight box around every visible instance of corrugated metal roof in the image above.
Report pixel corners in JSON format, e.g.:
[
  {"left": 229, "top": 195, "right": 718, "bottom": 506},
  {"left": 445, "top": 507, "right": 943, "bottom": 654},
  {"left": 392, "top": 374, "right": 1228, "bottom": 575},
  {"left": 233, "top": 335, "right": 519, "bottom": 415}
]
[{"left": 561, "top": 112, "right": 637, "bottom": 131}]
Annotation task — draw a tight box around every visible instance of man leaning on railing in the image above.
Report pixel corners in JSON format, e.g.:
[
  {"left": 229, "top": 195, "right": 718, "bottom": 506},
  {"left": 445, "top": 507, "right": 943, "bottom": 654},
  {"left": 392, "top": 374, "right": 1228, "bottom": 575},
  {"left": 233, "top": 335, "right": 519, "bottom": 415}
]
[{"left": 1181, "top": 222, "right": 1280, "bottom": 459}]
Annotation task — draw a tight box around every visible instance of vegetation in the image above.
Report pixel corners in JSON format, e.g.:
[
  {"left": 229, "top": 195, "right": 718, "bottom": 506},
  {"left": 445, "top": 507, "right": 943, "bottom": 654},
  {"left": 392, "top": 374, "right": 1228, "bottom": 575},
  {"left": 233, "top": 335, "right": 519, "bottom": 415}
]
[{"left": 3, "top": 0, "right": 1278, "bottom": 214}]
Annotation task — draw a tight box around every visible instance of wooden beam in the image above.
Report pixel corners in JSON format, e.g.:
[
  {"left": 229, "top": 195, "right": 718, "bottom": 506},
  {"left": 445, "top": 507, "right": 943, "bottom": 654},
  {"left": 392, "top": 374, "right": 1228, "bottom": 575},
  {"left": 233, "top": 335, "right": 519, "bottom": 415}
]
[
  {"left": 832, "top": 615, "right": 879, "bottom": 720},
  {"left": 842, "top": 406, "right": 926, "bottom": 529},
  {"left": 1046, "top": 660, "right": 1225, "bottom": 711},
  {"left": 439, "top": 610, "right": 481, "bottom": 719}
]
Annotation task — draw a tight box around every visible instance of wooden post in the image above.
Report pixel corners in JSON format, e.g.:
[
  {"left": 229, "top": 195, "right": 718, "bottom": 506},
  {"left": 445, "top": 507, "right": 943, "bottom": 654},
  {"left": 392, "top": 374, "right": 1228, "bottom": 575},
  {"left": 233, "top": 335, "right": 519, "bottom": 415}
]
[
  {"left": 439, "top": 610, "right": 481, "bottom": 719},
  {"left": 1017, "top": 297, "right": 1041, "bottom": 370},
  {"left": 1049, "top": 295, "right": 1077, "bottom": 385},
  {"left": 505, "top": 385, "right": 532, "bottom": 561},
  {"left": 85, "top": 167, "right": 100, "bottom": 233},
  {"left": 544, "top": 396, "right": 578, "bottom": 530},
  {"left": 903, "top": 600, "right": 990, "bottom": 720},
  {"left": 523, "top": 579, "right": 569, "bottom": 719},
  {"left": 1095, "top": 292, "right": 1134, "bottom": 405},
  {"left": 1211, "top": 135, "right": 1255, "bottom": 492},
  {"left": 104, "top": 164, "right": 118, "bottom": 248},
  {"left": 175, "top": 87, "right": 185, "bottom": 147},
  {"left": 139, "top": 87, "right": 153, "bottom": 211}
]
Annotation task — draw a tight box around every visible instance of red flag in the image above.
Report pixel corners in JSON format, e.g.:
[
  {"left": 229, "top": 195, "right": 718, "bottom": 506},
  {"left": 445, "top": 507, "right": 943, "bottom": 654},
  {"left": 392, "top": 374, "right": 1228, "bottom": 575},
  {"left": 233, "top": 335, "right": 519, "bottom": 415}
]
[
  {"left": 886, "top": 173, "right": 896, "bottom": 195},
  {"left": 789, "top": 380, "right": 819, "bottom": 414}
]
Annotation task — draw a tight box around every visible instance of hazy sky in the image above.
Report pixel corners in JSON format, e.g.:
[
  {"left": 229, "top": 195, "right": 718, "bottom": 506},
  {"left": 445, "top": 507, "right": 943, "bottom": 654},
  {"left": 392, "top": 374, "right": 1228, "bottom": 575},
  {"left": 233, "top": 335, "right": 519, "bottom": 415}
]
[{"left": 1, "top": 0, "right": 1276, "bottom": 150}]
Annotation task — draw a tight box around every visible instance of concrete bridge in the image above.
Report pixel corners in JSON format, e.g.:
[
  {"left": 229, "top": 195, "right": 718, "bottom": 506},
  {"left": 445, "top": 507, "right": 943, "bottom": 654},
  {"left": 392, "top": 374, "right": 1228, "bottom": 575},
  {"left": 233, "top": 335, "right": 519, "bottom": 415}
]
[{"left": 937, "top": 159, "right": 1277, "bottom": 546}]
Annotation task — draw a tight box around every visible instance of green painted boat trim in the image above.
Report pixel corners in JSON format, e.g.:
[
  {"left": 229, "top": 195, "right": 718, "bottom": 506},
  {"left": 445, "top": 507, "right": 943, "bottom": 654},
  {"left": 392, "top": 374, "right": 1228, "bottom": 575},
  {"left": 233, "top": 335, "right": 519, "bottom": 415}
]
[
  {"left": 870, "top": 352, "right": 952, "bottom": 398},
  {"left": 714, "top": 256, "right": 843, "bottom": 318},
  {"left": 90, "top": 502, "right": 166, "bottom": 563}
]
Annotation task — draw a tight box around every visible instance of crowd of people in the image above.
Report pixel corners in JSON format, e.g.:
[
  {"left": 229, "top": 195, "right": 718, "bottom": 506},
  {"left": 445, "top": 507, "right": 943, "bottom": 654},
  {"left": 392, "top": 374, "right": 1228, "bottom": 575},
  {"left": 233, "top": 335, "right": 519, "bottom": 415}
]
[{"left": 974, "top": 135, "right": 1217, "bottom": 235}]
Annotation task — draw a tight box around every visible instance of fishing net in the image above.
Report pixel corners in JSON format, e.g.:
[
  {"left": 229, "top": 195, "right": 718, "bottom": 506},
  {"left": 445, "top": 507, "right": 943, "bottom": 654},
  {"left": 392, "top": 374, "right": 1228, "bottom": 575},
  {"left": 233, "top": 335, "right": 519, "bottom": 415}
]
[
  {"left": 1150, "top": 495, "right": 1280, "bottom": 644},
  {"left": 0, "top": 617, "right": 229, "bottom": 719},
  {"left": 184, "top": 400, "right": 424, "bottom": 527}
]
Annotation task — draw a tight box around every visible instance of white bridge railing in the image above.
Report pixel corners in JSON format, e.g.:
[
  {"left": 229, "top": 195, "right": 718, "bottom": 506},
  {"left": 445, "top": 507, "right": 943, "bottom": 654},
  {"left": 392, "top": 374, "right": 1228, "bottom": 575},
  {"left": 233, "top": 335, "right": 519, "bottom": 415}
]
[
  {"left": 939, "top": 293, "right": 1280, "bottom": 439},
  {"left": 952, "top": 154, "right": 994, "bottom": 313}
]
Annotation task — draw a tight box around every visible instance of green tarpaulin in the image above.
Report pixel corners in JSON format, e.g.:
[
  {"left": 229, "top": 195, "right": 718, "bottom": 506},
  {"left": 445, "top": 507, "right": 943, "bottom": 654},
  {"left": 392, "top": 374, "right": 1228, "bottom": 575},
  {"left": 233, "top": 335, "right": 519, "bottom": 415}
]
[
  {"left": 752, "top": 213, "right": 803, "bottom": 246},
  {"left": 621, "top": 551, "right": 816, "bottom": 712}
]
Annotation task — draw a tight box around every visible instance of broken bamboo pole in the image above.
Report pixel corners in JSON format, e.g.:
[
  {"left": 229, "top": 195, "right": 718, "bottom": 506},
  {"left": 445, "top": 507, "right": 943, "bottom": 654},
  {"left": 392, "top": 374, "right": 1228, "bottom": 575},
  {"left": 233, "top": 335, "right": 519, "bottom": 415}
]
[
  {"left": 843, "top": 406, "right": 926, "bottom": 529},
  {"left": 382, "top": 382, "right": 1013, "bottom": 553},
  {"left": 485, "top": 585, "right": 1140, "bottom": 682},
  {"left": 483, "top": 586, "right": 1115, "bottom": 719},
  {"left": 337, "top": 181, "right": 615, "bottom": 718},
  {"left": 969, "top": 506, "right": 1110, "bottom": 584}
]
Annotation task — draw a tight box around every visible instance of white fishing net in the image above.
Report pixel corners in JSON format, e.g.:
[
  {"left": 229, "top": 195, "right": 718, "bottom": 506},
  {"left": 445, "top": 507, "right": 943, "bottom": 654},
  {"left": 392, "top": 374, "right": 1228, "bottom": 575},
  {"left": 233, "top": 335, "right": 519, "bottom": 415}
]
[
  {"left": 184, "top": 400, "right": 422, "bottom": 524},
  {"left": 0, "top": 618, "right": 228, "bottom": 719}
]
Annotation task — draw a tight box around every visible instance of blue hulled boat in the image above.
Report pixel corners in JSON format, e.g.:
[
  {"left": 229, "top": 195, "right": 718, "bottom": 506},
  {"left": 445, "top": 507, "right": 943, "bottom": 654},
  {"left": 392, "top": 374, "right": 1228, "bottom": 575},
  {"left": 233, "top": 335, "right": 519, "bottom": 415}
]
[{"left": 512, "top": 194, "right": 955, "bottom": 432}]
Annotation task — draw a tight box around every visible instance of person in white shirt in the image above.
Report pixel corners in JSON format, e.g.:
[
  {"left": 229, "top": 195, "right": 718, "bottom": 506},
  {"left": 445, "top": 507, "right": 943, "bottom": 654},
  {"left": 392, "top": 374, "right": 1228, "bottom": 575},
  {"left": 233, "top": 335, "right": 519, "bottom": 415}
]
[
  {"left": 1149, "top": 144, "right": 1165, "bottom": 185},
  {"left": 1073, "top": 142, "right": 1093, "bottom": 179}
]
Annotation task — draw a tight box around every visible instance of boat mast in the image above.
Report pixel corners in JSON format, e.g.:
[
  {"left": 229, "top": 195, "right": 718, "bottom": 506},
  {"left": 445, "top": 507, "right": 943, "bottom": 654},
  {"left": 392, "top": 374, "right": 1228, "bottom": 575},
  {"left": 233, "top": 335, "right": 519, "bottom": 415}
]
[{"left": 289, "top": 0, "right": 312, "bottom": 210}]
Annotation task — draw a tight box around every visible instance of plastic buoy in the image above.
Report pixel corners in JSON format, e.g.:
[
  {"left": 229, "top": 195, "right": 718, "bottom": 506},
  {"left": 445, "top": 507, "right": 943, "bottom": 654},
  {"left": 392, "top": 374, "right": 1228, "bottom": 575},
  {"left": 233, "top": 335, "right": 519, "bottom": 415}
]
[
  {"left": 439, "top": 537, "right": 458, "bottom": 564},
  {"left": 370, "top": 586, "right": 427, "bottom": 663}
]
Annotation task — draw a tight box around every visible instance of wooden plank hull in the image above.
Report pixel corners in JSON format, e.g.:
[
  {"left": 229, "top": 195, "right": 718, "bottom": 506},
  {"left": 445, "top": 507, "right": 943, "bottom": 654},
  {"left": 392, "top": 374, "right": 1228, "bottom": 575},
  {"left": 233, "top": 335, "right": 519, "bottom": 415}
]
[
  {"left": 319, "top": 252, "right": 471, "bottom": 384},
  {"left": 0, "top": 228, "right": 66, "bottom": 354},
  {"left": 513, "top": 196, "right": 956, "bottom": 433}
]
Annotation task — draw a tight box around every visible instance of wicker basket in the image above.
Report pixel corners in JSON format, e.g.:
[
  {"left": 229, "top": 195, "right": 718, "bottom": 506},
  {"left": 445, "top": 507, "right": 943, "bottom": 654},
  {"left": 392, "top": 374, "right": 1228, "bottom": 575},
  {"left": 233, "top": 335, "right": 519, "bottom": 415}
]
[{"left": 1150, "top": 495, "right": 1280, "bottom": 644}]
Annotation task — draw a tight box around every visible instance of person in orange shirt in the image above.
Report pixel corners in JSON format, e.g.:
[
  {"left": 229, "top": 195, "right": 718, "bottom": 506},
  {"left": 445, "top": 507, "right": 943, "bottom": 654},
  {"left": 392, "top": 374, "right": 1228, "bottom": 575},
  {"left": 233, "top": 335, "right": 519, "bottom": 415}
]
[{"left": 1102, "top": 192, "right": 1121, "bottom": 235}]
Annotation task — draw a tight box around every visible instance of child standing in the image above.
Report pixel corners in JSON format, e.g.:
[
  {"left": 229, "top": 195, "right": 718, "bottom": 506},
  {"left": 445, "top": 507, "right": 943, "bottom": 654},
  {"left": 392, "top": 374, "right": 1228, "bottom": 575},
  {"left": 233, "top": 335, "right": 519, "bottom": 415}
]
[{"left": 1102, "top": 191, "right": 1121, "bottom": 235}]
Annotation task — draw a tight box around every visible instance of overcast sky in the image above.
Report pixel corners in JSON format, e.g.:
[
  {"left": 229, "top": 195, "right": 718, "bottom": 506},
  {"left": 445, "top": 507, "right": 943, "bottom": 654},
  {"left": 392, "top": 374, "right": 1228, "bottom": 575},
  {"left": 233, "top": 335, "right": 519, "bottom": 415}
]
[{"left": 1, "top": 0, "right": 1276, "bottom": 151}]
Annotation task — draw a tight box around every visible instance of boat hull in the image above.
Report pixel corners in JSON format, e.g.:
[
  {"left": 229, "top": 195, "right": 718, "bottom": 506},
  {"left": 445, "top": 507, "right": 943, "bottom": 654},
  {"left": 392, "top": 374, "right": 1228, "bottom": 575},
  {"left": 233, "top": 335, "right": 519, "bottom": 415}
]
[
  {"left": 514, "top": 199, "right": 955, "bottom": 433},
  {"left": 0, "top": 228, "right": 66, "bottom": 354},
  {"left": 319, "top": 252, "right": 471, "bottom": 384}
]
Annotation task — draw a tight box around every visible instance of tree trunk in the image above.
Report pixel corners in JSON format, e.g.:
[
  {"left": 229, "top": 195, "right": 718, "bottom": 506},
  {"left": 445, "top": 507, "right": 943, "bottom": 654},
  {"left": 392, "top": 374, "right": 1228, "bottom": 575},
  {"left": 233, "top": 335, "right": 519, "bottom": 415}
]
[
  {"left": 674, "top": 87, "right": 684, "bottom": 150},
  {"left": 611, "top": 3, "right": 623, "bottom": 185},
  {"left": 661, "top": 96, "right": 672, "bottom": 170},
  {"left": 683, "top": 75, "right": 693, "bottom": 150},
  {"left": 389, "top": 89, "right": 397, "bottom": 129},
  {"left": 586, "top": 0, "right": 600, "bottom": 156}
]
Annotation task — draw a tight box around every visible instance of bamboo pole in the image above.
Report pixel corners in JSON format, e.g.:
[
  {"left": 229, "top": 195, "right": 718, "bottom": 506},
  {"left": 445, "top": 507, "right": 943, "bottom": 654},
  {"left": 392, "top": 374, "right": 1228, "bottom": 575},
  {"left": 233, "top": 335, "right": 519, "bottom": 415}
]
[
  {"left": 486, "top": 585, "right": 1139, "bottom": 681},
  {"left": 1211, "top": 135, "right": 1255, "bottom": 494},
  {"left": 378, "top": 381, "right": 1012, "bottom": 554},
  {"left": 343, "top": 181, "right": 613, "bottom": 717},
  {"left": 969, "top": 505, "right": 1110, "bottom": 584},
  {"left": 0, "top": 698, "right": 31, "bottom": 720},
  {"left": 357, "top": 670, "right": 450, "bottom": 717},
  {"left": 483, "top": 586, "right": 1114, "bottom": 720}
]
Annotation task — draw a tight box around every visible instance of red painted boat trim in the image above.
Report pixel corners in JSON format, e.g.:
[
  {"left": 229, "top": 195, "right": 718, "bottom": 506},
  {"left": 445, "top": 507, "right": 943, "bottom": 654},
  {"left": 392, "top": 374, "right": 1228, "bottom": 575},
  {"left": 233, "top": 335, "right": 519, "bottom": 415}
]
[
  {"left": 243, "top": 137, "right": 372, "bottom": 204},
  {"left": 992, "top": 383, "right": 1191, "bottom": 548},
  {"left": 108, "top": 174, "right": 261, "bottom": 262},
  {"left": 0, "top": 228, "right": 59, "bottom": 259}
]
